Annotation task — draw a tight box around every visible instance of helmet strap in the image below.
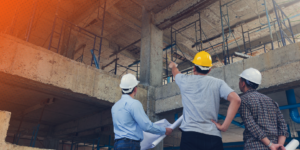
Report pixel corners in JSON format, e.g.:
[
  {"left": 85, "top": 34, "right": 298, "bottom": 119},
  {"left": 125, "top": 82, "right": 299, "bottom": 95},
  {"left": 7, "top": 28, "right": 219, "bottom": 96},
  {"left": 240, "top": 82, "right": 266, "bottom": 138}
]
[
  {"left": 195, "top": 64, "right": 211, "bottom": 70},
  {"left": 122, "top": 88, "right": 134, "bottom": 94}
]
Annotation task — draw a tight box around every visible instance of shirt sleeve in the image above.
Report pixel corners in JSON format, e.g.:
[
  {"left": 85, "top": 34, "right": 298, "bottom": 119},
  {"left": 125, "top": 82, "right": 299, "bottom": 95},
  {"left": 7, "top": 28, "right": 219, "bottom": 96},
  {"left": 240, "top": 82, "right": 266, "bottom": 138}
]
[
  {"left": 175, "top": 74, "right": 185, "bottom": 88},
  {"left": 219, "top": 80, "right": 234, "bottom": 100},
  {"left": 275, "top": 102, "right": 289, "bottom": 137},
  {"left": 239, "top": 101, "right": 267, "bottom": 140},
  {"left": 130, "top": 101, "right": 166, "bottom": 135}
]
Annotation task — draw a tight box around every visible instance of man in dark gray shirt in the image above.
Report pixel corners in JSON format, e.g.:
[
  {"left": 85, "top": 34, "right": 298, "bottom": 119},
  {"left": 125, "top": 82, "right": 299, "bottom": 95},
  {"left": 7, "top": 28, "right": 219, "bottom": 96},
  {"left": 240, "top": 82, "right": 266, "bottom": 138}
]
[
  {"left": 169, "top": 51, "right": 241, "bottom": 150},
  {"left": 238, "top": 68, "right": 287, "bottom": 150}
]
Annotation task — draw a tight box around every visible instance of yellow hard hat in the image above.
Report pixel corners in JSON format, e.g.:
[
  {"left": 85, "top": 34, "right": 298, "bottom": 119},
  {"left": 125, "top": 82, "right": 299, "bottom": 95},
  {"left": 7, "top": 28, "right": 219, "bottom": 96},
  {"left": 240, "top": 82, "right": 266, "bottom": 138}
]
[{"left": 192, "top": 51, "right": 213, "bottom": 67}]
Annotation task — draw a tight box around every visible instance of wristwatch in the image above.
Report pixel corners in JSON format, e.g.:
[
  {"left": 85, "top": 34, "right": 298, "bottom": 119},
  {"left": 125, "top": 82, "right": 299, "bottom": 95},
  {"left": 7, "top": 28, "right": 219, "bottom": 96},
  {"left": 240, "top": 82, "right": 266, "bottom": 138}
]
[{"left": 267, "top": 141, "right": 272, "bottom": 148}]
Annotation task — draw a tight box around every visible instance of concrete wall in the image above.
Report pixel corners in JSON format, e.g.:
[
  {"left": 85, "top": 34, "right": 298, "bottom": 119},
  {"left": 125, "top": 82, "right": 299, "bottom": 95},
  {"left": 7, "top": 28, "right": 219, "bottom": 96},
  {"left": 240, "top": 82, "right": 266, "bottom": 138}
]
[
  {"left": 0, "top": 110, "right": 51, "bottom": 150},
  {"left": 0, "top": 34, "right": 148, "bottom": 109},
  {"left": 155, "top": 42, "right": 300, "bottom": 113}
]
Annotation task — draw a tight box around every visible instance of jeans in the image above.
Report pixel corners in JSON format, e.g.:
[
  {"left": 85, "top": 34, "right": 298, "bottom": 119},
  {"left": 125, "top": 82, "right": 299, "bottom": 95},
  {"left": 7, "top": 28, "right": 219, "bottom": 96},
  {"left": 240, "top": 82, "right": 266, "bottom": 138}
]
[
  {"left": 114, "top": 138, "right": 141, "bottom": 150},
  {"left": 180, "top": 131, "right": 224, "bottom": 150}
]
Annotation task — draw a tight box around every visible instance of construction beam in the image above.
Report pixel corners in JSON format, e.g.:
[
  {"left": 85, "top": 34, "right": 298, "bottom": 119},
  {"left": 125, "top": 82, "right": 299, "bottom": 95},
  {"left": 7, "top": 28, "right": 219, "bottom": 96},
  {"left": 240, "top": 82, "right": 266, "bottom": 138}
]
[
  {"left": 164, "top": 61, "right": 194, "bottom": 76},
  {"left": 72, "top": 0, "right": 122, "bottom": 25},
  {"left": 107, "top": 6, "right": 142, "bottom": 32},
  {"left": 163, "top": 36, "right": 196, "bottom": 59},
  {"left": 155, "top": 0, "right": 219, "bottom": 30},
  {"left": 109, "top": 39, "right": 141, "bottom": 57},
  {"left": 223, "top": 0, "right": 299, "bottom": 31},
  {"left": 164, "top": 22, "right": 300, "bottom": 72},
  {"left": 74, "top": 44, "right": 86, "bottom": 54},
  {"left": 234, "top": 52, "right": 251, "bottom": 59},
  {"left": 211, "top": 23, "right": 300, "bottom": 63},
  {"left": 14, "top": 98, "right": 55, "bottom": 117},
  {"left": 54, "top": 109, "right": 112, "bottom": 137},
  {"left": 102, "top": 58, "right": 119, "bottom": 70}
]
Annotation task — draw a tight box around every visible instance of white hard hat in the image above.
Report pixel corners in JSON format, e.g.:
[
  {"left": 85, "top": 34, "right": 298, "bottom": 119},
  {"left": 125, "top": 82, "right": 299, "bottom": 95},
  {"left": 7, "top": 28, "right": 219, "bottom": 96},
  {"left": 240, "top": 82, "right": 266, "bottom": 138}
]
[
  {"left": 120, "top": 73, "right": 140, "bottom": 93},
  {"left": 239, "top": 68, "right": 262, "bottom": 84}
]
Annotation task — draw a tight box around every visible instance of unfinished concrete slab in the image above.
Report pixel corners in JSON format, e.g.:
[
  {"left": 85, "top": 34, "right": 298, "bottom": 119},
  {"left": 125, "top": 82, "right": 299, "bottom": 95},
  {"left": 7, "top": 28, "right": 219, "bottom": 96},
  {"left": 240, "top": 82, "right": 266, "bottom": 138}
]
[
  {"left": 156, "top": 42, "right": 300, "bottom": 114},
  {"left": 0, "top": 110, "right": 51, "bottom": 150},
  {"left": 0, "top": 34, "right": 148, "bottom": 149}
]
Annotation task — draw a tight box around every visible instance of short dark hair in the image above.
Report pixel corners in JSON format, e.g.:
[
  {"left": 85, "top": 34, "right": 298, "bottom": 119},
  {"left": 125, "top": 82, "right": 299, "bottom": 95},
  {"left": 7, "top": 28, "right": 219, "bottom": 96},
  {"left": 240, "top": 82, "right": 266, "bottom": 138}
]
[
  {"left": 195, "top": 65, "right": 210, "bottom": 74},
  {"left": 121, "top": 86, "right": 136, "bottom": 95},
  {"left": 241, "top": 78, "right": 259, "bottom": 89}
]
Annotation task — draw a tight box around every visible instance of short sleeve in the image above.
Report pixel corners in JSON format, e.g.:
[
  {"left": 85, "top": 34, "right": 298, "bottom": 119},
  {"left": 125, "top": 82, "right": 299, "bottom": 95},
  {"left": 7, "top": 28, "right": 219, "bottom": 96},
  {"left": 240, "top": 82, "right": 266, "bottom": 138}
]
[
  {"left": 219, "top": 80, "right": 234, "bottom": 100},
  {"left": 175, "top": 74, "right": 185, "bottom": 88}
]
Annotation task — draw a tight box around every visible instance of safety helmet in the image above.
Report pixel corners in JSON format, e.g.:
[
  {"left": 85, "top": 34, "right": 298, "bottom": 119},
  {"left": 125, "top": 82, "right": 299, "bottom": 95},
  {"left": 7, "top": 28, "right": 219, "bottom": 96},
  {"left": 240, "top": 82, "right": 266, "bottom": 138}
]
[
  {"left": 192, "top": 51, "right": 213, "bottom": 70},
  {"left": 239, "top": 68, "right": 262, "bottom": 85},
  {"left": 120, "top": 73, "right": 140, "bottom": 93}
]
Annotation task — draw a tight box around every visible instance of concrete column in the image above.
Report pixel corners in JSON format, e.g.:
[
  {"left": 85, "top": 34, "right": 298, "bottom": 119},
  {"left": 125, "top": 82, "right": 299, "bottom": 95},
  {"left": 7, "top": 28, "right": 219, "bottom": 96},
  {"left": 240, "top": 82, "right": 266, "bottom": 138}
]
[
  {"left": 140, "top": 7, "right": 163, "bottom": 87},
  {"left": 140, "top": 7, "right": 164, "bottom": 150}
]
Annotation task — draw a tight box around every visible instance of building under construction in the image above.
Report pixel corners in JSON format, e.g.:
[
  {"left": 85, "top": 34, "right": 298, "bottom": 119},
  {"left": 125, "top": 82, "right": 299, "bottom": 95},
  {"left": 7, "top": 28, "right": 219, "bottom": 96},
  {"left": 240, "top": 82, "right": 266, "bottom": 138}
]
[{"left": 1, "top": 0, "right": 300, "bottom": 149}]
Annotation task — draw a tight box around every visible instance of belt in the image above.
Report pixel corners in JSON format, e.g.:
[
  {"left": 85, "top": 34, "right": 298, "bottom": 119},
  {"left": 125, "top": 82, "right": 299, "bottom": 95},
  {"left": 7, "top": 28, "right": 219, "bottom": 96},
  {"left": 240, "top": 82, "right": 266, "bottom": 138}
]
[{"left": 115, "top": 138, "right": 141, "bottom": 143}]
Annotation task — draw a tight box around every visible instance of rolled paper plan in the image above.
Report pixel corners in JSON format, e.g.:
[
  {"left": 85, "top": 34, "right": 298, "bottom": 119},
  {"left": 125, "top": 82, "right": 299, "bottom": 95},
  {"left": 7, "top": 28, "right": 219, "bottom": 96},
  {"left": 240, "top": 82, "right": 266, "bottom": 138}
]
[
  {"left": 151, "top": 116, "right": 183, "bottom": 148},
  {"left": 285, "top": 139, "right": 299, "bottom": 150}
]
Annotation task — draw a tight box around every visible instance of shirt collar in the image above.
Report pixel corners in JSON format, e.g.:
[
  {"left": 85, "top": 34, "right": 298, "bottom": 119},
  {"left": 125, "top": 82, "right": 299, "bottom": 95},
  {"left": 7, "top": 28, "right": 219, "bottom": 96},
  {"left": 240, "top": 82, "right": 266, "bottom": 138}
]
[
  {"left": 121, "top": 94, "right": 133, "bottom": 99},
  {"left": 245, "top": 89, "right": 256, "bottom": 94}
]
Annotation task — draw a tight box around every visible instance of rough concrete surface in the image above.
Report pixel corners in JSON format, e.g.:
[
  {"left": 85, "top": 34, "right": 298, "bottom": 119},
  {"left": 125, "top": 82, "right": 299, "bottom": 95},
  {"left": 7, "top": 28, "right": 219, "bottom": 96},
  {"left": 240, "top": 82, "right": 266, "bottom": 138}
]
[
  {"left": 0, "top": 110, "right": 51, "bottom": 150},
  {"left": 0, "top": 34, "right": 148, "bottom": 108},
  {"left": 156, "top": 42, "right": 300, "bottom": 113}
]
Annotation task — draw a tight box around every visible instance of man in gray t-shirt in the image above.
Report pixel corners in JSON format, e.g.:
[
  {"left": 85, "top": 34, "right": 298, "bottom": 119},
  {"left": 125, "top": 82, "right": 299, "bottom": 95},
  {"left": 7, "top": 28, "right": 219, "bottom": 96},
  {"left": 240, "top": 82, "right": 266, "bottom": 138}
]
[{"left": 169, "top": 51, "right": 241, "bottom": 150}]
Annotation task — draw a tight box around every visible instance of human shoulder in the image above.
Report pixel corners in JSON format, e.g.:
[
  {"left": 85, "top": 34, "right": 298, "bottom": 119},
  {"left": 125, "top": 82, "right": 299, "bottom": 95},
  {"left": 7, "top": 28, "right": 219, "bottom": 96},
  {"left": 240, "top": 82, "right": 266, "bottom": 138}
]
[
  {"left": 128, "top": 98, "right": 143, "bottom": 108},
  {"left": 205, "top": 75, "right": 224, "bottom": 83},
  {"left": 240, "top": 92, "right": 252, "bottom": 104},
  {"left": 241, "top": 90, "right": 265, "bottom": 104}
]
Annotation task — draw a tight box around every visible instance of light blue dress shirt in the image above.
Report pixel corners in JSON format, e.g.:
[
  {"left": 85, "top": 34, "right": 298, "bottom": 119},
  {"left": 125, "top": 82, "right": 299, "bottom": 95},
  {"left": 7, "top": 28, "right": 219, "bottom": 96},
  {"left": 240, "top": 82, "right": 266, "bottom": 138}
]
[{"left": 111, "top": 95, "right": 166, "bottom": 141}]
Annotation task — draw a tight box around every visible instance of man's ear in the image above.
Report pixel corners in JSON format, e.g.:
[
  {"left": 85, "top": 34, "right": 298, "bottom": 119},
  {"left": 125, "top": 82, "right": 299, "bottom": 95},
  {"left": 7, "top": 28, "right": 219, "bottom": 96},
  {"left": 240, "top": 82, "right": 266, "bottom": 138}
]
[
  {"left": 207, "top": 68, "right": 212, "bottom": 74},
  {"left": 134, "top": 87, "right": 138, "bottom": 92}
]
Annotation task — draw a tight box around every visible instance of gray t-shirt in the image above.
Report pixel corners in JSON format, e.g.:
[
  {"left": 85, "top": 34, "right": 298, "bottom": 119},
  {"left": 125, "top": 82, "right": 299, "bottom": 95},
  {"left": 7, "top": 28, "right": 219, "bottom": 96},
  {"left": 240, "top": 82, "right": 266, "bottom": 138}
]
[{"left": 175, "top": 74, "right": 234, "bottom": 137}]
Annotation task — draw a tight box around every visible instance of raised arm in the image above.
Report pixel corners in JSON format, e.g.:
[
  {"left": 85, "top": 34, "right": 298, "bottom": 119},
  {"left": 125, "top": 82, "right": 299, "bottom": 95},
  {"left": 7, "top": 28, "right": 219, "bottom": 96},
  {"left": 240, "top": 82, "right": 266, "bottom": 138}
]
[{"left": 169, "top": 62, "right": 181, "bottom": 77}]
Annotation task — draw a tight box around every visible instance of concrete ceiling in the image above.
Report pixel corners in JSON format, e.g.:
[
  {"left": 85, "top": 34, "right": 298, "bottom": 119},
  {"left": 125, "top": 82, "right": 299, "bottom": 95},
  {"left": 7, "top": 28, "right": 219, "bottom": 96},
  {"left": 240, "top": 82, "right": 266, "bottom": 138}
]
[
  {"left": 4, "top": 0, "right": 300, "bottom": 76},
  {"left": 75, "top": 0, "right": 300, "bottom": 75},
  {"left": 0, "top": 71, "right": 112, "bottom": 141}
]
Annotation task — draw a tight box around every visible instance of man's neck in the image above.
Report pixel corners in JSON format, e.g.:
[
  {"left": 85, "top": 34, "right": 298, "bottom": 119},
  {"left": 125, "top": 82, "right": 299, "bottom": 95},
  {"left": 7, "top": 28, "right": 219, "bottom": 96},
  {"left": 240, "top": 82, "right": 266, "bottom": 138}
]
[
  {"left": 129, "top": 93, "right": 135, "bottom": 99},
  {"left": 243, "top": 87, "right": 252, "bottom": 93},
  {"left": 194, "top": 72, "right": 207, "bottom": 76}
]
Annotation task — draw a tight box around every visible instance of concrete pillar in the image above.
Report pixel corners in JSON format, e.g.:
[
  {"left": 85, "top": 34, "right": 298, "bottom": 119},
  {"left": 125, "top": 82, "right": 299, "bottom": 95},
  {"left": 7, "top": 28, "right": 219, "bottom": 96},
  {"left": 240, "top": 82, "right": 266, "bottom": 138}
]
[
  {"left": 140, "top": 7, "right": 163, "bottom": 87},
  {"left": 140, "top": 7, "right": 164, "bottom": 150}
]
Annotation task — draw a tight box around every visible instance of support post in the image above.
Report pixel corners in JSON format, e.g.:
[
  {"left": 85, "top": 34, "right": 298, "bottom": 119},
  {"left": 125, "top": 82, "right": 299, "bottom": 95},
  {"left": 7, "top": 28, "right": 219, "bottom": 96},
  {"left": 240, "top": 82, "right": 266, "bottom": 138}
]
[
  {"left": 92, "top": 139, "right": 95, "bottom": 150},
  {"left": 14, "top": 116, "right": 24, "bottom": 144},
  {"left": 108, "top": 135, "right": 112, "bottom": 150},
  {"left": 140, "top": 7, "right": 164, "bottom": 150},
  {"left": 199, "top": 12, "right": 203, "bottom": 51},
  {"left": 32, "top": 105, "right": 46, "bottom": 147},
  {"left": 140, "top": 8, "right": 163, "bottom": 86},
  {"left": 115, "top": 47, "right": 119, "bottom": 75},
  {"left": 174, "top": 113, "right": 178, "bottom": 121},
  {"left": 26, "top": 0, "right": 38, "bottom": 42},
  {"left": 97, "top": 137, "right": 100, "bottom": 150},
  {"left": 70, "top": 140, "right": 73, "bottom": 150},
  {"left": 98, "top": 0, "right": 107, "bottom": 64}
]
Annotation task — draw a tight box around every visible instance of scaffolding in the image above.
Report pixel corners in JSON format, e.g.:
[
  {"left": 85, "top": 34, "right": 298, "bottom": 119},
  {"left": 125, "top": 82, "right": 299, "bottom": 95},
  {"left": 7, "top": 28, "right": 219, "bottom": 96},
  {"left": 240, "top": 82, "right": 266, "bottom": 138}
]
[
  {"left": 219, "top": 0, "right": 242, "bottom": 65},
  {"left": 273, "top": 0, "right": 295, "bottom": 46}
]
